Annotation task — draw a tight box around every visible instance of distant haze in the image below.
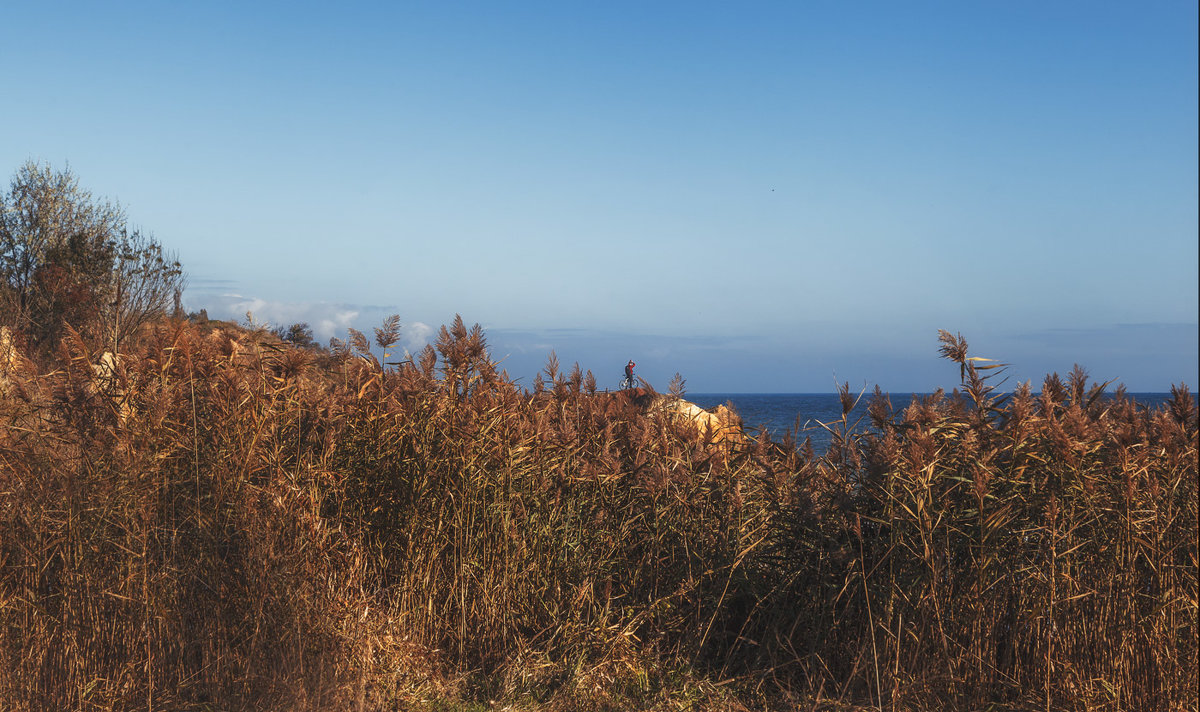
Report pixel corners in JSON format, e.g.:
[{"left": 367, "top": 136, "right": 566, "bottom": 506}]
[{"left": 4, "top": 2, "right": 1196, "bottom": 391}]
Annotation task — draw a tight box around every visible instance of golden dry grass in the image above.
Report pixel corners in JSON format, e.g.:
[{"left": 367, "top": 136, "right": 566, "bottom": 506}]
[{"left": 0, "top": 319, "right": 1194, "bottom": 711}]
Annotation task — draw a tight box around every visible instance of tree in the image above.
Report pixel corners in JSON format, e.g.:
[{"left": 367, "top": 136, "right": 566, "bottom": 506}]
[
  {"left": 104, "top": 228, "right": 186, "bottom": 352},
  {"left": 274, "top": 322, "right": 316, "bottom": 349},
  {"left": 0, "top": 162, "right": 185, "bottom": 353}
]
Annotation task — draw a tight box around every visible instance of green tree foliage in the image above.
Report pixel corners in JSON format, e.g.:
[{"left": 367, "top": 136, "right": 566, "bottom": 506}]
[{"left": 0, "top": 161, "right": 185, "bottom": 353}]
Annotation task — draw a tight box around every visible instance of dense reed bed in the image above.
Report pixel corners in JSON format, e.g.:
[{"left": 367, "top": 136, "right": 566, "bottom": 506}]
[{"left": 0, "top": 319, "right": 1195, "bottom": 710}]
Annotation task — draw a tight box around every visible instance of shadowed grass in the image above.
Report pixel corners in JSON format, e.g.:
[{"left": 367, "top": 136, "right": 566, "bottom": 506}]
[{"left": 0, "top": 319, "right": 1194, "bottom": 710}]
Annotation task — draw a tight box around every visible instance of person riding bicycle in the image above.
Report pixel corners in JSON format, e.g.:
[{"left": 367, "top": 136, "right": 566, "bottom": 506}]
[{"left": 623, "top": 359, "right": 636, "bottom": 388}]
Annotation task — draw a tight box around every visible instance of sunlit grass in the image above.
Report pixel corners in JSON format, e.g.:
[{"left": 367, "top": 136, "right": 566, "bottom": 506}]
[{"left": 0, "top": 319, "right": 1194, "bottom": 711}]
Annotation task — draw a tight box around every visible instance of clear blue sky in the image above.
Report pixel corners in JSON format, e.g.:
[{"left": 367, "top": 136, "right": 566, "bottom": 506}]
[{"left": 4, "top": 1, "right": 1196, "bottom": 392}]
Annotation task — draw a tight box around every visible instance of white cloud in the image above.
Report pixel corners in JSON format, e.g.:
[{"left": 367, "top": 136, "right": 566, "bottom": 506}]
[
  {"left": 404, "top": 322, "right": 434, "bottom": 352},
  {"left": 197, "top": 293, "right": 360, "bottom": 342},
  {"left": 192, "top": 293, "right": 439, "bottom": 351}
]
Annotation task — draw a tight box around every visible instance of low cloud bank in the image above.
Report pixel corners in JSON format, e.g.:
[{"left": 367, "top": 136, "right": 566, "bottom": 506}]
[
  {"left": 191, "top": 292, "right": 434, "bottom": 352},
  {"left": 183, "top": 289, "right": 1196, "bottom": 393}
]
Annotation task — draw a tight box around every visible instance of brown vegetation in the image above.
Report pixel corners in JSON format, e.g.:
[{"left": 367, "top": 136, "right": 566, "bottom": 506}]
[
  {"left": 1, "top": 162, "right": 184, "bottom": 361},
  {"left": 0, "top": 319, "right": 1195, "bottom": 711}
]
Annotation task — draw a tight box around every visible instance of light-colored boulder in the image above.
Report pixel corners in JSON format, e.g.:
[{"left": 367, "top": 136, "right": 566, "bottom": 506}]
[
  {"left": 0, "top": 326, "right": 23, "bottom": 397},
  {"left": 0, "top": 326, "right": 13, "bottom": 373},
  {"left": 653, "top": 395, "right": 746, "bottom": 445},
  {"left": 92, "top": 351, "right": 120, "bottom": 386},
  {"left": 90, "top": 351, "right": 135, "bottom": 423}
]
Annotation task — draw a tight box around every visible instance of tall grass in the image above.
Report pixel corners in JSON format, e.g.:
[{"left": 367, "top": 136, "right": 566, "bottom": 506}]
[
  {"left": 0, "top": 323, "right": 377, "bottom": 709},
  {"left": 0, "top": 319, "right": 1195, "bottom": 710},
  {"left": 735, "top": 332, "right": 1198, "bottom": 710}
]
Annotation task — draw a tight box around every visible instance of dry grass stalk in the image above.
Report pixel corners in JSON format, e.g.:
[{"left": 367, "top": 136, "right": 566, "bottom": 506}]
[{"left": 0, "top": 317, "right": 1194, "bottom": 710}]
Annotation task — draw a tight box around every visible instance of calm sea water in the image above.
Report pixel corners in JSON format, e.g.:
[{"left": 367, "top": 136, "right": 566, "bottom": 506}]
[{"left": 688, "top": 392, "right": 1177, "bottom": 453}]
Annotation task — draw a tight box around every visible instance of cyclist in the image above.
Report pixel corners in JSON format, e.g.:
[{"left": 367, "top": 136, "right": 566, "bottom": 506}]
[{"left": 623, "top": 359, "right": 636, "bottom": 389}]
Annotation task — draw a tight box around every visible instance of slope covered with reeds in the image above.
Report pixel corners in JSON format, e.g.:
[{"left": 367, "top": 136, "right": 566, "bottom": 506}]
[{"left": 0, "top": 319, "right": 1195, "bottom": 711}]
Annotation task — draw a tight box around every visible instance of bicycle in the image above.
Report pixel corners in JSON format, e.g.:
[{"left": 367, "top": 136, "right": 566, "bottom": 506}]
[{"left": 620, "top": 373, "right": 636, "bottom": 390}]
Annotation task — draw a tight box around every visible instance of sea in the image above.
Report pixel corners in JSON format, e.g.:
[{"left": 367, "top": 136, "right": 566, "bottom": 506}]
[{"left": 687, "top": 392, "right": 1178, "bottom": 454}]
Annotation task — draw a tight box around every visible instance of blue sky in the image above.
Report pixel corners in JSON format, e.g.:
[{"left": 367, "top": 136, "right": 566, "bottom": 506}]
[{"left": 3, "top": 1, "right": 1196, "bottom": 392}]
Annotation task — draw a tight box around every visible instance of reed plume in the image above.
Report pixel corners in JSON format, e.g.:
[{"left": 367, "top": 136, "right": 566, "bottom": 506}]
[{"left": 0, "top": 318, "right": 1193, "bottom": 710}]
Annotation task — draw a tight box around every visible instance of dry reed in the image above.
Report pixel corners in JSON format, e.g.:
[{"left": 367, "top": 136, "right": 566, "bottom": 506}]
[{"left": 0, "top": 319, "right": 1194, "bottom": 711}]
